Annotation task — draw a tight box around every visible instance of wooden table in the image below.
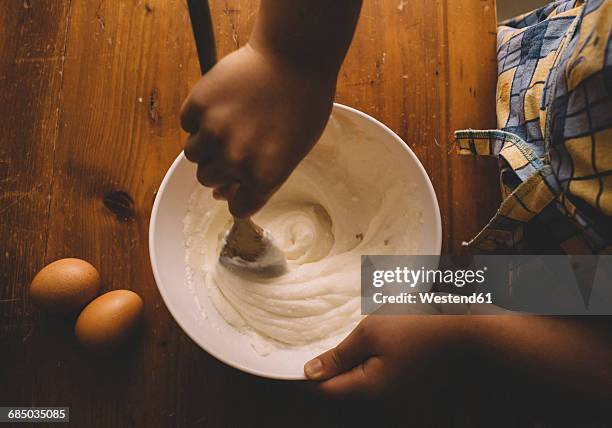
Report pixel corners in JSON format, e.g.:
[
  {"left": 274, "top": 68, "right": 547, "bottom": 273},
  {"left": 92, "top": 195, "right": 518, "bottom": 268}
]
[{"left": 1, "top": 0, "right": 499, "bottom": 426}]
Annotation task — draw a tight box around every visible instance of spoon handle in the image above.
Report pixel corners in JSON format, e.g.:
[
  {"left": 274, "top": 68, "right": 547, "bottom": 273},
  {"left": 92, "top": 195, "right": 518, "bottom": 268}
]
[
  {"left": 186, "top": 0, "right": 217, "bottom": 74},
  {"left": 233, "top": 217, "right": 263, "bottom": 238}
]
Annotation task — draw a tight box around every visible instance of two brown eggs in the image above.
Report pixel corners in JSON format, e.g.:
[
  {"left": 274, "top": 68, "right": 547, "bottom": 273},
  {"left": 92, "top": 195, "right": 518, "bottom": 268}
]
[{"left": 30, "top": 258, "right": 143, "bottom": 351}]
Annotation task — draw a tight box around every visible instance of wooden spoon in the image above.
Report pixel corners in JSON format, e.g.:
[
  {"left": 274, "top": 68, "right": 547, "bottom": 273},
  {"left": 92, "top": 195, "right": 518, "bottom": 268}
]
[
  {"left": 219, "top": 217, "right": 287, "bottom": 277},
  {"left": 187, "top": 1, "right": 287, "bottom": 277}
]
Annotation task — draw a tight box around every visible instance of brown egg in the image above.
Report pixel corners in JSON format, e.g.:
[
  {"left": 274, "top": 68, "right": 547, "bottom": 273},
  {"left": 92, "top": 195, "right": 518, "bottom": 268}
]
[
  {"left": 75, "top": 290, "right": 143, "bottom": 350},
  {"left": 30, "top": 258, "right": 101, "bottom": 314}
]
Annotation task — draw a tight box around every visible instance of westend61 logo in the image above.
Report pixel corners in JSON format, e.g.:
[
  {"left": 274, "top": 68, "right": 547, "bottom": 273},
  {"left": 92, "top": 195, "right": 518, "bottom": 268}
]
[
  {"left": 361, "top": 255, "right": 612, "bottom": 315},
  {"left": 372, "top": 266, "right": 487, "bottom": 288},
  {"left": 368, "top": 263, "right": 493, "bottom": 308}
]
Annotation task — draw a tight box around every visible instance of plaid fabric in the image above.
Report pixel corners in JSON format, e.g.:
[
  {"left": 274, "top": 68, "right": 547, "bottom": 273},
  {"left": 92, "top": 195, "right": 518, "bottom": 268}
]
[{"left": 456, "top": 0, "right": 612, "bottom": 254}]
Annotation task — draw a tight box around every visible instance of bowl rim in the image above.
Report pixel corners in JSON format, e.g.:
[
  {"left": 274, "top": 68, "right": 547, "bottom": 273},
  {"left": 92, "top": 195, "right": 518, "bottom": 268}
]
[{"left": 148, "top": 102, "right": 442, "bottom": 379}]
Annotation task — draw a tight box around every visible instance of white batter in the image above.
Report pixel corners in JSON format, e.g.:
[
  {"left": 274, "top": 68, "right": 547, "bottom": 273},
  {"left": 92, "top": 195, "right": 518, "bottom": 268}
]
[{"left": 184, "top": 113, "right": 423, "bottom": 352}]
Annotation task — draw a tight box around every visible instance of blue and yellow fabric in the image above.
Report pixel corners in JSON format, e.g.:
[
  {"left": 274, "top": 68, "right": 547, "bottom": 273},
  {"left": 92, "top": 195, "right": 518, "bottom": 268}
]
[{"left": 456, "top": 0, "right": 612, "bottom": 254}]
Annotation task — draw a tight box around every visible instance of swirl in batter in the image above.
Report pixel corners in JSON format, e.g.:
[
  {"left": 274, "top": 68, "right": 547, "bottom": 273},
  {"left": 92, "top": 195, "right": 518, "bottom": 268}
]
[{"left": 184, "top": 113, "right": 423, "bottom": 351}]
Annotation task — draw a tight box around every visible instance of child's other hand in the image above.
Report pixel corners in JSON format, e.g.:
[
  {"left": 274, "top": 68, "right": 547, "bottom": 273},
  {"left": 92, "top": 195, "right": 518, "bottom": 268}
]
[
  {"left": 180, "top": 44, "right": 336, "bottom": 217},
  {"left": 304, "top": 315, "right": 471, "bottom": 398}
]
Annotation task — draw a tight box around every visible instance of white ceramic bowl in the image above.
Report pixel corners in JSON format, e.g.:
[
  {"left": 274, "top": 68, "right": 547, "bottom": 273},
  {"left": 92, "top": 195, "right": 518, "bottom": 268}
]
[{"left": 149, "top": 103, "right": 442, "bottom": 380}]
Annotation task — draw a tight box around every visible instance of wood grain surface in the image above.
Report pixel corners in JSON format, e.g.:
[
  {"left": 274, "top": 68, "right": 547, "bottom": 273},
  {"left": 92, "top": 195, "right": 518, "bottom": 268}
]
[{"left": 1, "top": 0, "right": 499, "bottom": 426}]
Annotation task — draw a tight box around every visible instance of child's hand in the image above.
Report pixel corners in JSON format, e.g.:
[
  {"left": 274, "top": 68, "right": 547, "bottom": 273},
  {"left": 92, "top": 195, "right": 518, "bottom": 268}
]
[
  {"left": 180, "top": 44, "right": 336, "bottom": 217},
  {"left": 305, "top": 314, "right": 612, "bottom": 408},
  {"left": 303, "top": 315, "right": 471, "bottom": 398}
]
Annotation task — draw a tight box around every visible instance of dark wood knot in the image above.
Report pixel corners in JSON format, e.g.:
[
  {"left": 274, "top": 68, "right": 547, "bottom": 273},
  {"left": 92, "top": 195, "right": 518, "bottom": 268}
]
[
  {"left": 104, "top": 191, "right": 135, "bottom": 222},
  {"left": 149, "top": 87, "right": 160, "bottom": 123}
]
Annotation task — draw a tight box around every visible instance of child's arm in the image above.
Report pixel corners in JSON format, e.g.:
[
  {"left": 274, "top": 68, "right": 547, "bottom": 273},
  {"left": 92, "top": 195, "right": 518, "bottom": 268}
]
[
  {"left": 305, "top": 316, "right": 612, "bottom": 404},
  {"left": 180, "top": 0, "right": 362, "bottom": 217}
]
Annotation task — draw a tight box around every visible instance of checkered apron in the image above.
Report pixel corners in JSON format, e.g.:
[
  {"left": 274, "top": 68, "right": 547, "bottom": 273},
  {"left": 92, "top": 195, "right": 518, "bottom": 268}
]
[{"left": 456, "top": 0, "right": 612, "bottom": 254}]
